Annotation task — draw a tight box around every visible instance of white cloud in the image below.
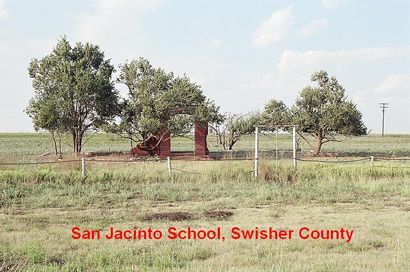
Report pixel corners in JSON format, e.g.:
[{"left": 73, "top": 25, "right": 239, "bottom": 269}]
[
  {"left": 71, "top": 0, "right": 162, "bottom": 61},
  {"left": 0, "top": 0, "right": 9, "bottom": 21},
  {"left": 241, "top": 46, "right": 410, "bottom": 132},
  {"left": 295, "top": 18, "right": 328, "bottom": 37},
  {"left": 252, "top": 6, "right": 293, "bottom": 47},
  {"left": 321, "top": 0, "right": 349, "bottom": 10},
  {"left": 202, "top": 38, "right": 223, "bottom": 49},
  {"left": 278, "top": 47, "right": 410, "bottom": 73},
  {"left": 274, "top": 47, "right": 410, "bottom": 100},
  {"left": 219, "top": 46, "right": 410, "bottom": 118},
  {"left": 375, "top": 75, "right": 410, "bottom": 97}
]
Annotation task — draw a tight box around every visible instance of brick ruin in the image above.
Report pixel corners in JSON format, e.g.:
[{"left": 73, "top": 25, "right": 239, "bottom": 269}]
[{"left": 131, "top": 121, "right": 209, "bottom": 158}]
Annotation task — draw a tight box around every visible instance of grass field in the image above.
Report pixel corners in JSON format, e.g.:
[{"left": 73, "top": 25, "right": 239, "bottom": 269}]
[
  {"left": 1, "top": 133, "right": 410, "bottom": 163},
  {"left": 1, "top": 133, "right": 410, "bottom": 271}
]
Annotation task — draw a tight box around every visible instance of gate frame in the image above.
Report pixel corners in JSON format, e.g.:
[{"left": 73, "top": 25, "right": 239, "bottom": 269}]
[{"left": 254, "top": 124, "right": 298, "bottom": 177}]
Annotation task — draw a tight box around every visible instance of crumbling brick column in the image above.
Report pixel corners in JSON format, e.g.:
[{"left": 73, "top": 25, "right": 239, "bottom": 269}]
[
  {"left": 158, "top": 131, "right": 171, "bottom": 158},
  {"left": 194, "top": 121, "right": 209, "bottom": 156}
]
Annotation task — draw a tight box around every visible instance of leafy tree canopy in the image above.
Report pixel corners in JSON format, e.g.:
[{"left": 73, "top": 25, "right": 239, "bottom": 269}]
[
  {"left": 262, "top": 70, "right": 367, "bottom": 155},
  {"left": 26, "top": 37, "right": 119, "bottom": 155},
  {"left": 261, "top": 99, "right": 291, "bottom": 127},
  {"left": 110, "top": 58, "right": 223, "bottom": 145}
]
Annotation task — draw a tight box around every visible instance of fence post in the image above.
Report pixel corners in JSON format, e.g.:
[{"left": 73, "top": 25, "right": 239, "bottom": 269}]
[
  {"left": 167, "top": 157, "right": 174, "bottom": 182},
  {"left": 370, "top": 156, "right": 374, "bottom": 170},
  {"left": 292, "top": 126, "right": 297, "bottom": 170},
  {"left": 254, "top": 126, "right": 259, "bottom": 177},
  {"left": 81, "top": 157, "right": 87, "bottom": 177},
  {"left": 275, "top": 126, "right": 278, "bottom": 170}
]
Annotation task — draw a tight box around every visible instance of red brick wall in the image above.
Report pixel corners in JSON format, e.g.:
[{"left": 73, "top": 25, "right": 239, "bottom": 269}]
[
  {"left": 158, "top": 131, "right": 171, "bottom": 158},
  {"left": 195, "top": 121, "right": 209, "bottom": 156}
]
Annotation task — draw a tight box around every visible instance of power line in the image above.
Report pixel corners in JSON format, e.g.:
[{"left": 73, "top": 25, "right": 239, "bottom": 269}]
[{"left": 379, "top": 102, "right": 389, "bottom": 137}]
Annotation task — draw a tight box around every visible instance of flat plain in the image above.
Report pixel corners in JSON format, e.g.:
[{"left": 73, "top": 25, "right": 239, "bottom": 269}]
[{"left": 1, "top": 133, "right": 410, "bottom": 271}]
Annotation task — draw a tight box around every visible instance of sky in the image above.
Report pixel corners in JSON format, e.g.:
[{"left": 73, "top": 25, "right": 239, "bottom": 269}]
[{"left": 0, "top": 0, "right": 409, "bottom": 133}]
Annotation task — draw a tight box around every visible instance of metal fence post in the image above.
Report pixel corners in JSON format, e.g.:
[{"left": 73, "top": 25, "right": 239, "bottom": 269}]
[
  {"left": 81, "top": 157, "right": 86, "bottom": 177},
  {"left": 167, "top": 157, "right": 174, "bottom": 182},
  {"left": 275, "top": 126, "right": 278, "bottom": 170},
  {"left": 292, "top": 126, "right": 297, "bottom": 170},
  {"left": 254, "top": 126, "right": 259, "bottom": 177}
]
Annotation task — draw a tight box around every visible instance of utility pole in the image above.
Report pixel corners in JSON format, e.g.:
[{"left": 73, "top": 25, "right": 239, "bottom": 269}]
[{"left": 379, "top": 103, "right": 388, "bottom": 137}]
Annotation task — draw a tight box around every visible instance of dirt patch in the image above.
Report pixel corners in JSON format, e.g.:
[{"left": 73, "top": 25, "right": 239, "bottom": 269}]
[
  {"left": 126, "top": 192, "right": 142, "bottom": 200},
  {"left": 141, "top": 211, "right": 193, "bottom": 221},
  {"left": 0, "top": 259, "right": 28, "bottom": 272},
  {"left": 204, "top": 210, "right": 234, "bottom": 220},
  {"left": 48, "top": 256, "right": 65, "bottom": 267},
  {"left": 85, "top": 151, "right": 127, "bottom": 157}
]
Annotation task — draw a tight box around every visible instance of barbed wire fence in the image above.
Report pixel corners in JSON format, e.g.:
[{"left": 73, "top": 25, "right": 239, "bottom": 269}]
[
  {"left": 0, "top": 156, "right": 255, "bottom": 179},
  {"left": 252, "top": 125, "right": 410, "bottom": 177},
  {"left": 1, "top": 124, "right": 409, "bottom": 179},
  {"left": 0, "top": 154, "right": 409, "bottom": 181}
]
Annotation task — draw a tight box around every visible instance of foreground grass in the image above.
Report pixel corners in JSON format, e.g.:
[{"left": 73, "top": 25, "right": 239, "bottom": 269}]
[{"left": 1, "top": 161, "right": 410, "bottom": 271}]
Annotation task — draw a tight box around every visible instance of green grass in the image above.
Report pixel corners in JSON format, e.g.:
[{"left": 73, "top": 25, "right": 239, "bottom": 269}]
[
  {"left": 1, "top": 133, "right": 410, "bottom": 163},
  {"left": 1, "top": 133, "right": 410, "bottom": 271}
]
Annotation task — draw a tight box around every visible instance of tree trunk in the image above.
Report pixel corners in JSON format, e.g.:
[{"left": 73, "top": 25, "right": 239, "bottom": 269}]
[
  {"left": 72, "top": 131, "right": 77, "bottom": 154},
  {"left": 228, "top": 142, "right": 233, "bottom": 150},
  {"left": 314, "top": 135, "right": 323, "bottom": 156},
  {"left": 72, "top": 130, "right": 82, "bottom": 156},
  {"left": 76, "top": 132, "right": 82, "bottom": 156},
  {"left": 50, "top": 132, "right": 58, "bottom": 156},
  {"left": 219, "top": 132, "right": 226, "bottom": 150},
  {"left": 217, "top": 134, "right": 222, "bottom": 145},
  {"left": 228, "top": 138, "right": 237, "bottom": 150},
  {"left": 58, "top": 134, "right": 62, "bottom": 158}
]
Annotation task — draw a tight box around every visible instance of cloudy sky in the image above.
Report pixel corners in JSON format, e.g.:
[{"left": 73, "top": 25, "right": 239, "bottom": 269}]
[{"left": 0, "top": 0, "right": 409, "bottom": 133}]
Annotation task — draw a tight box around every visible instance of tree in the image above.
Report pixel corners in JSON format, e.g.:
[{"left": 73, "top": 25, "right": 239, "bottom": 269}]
[
  {"left": 27, "top": 37, "right": 119, "bottom": 155},
  {"left": 261, "top": 99, "right": 291, "bottom": 127},
  {"left": 211, "top": 113, "right": 259, "bottom": 150},
  {"left": 262, "top": 71, "right": 367, "bottom": 155},
  {"left": 110, "top": 58, "right": 223, "bottom": 148},
  {"left": 26, "top": 95, "right": 64, "bottom": 157}
]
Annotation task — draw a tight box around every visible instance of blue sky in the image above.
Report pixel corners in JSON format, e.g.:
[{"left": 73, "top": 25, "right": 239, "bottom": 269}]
[{"left": 0, "top": 0, "right": 409, "bottom": 133}]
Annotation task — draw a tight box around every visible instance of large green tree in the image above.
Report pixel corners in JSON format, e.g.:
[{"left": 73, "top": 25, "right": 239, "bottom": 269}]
[
  {"left": 27, "top": 37, "right": 119, "bottom": 155},
  {"left": 110, "top": 58, "right": 223, "bottom": 147},
  {"left": 262, "top": 71, "right": 367, "bottom": 155}
]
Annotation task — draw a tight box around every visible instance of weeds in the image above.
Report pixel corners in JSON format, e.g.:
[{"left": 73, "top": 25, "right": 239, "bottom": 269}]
[{"left": 1, "top": 135, "right": 410, "bottom": 271}]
